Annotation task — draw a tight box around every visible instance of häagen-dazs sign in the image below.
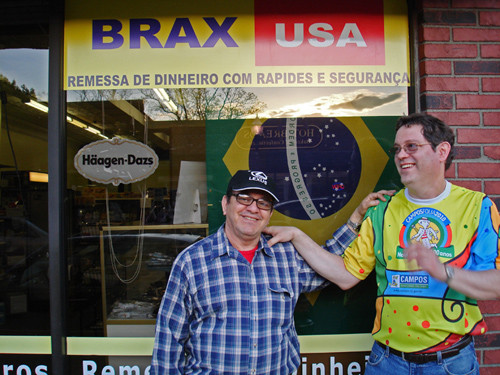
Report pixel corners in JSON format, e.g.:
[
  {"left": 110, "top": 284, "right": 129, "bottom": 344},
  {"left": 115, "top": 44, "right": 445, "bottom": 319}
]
[{"left": 74, "top": 137, "right": 159, "bottom": 185}]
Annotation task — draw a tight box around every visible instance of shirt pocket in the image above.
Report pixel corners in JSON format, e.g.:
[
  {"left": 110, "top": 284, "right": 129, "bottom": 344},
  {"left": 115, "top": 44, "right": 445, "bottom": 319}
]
[{"left": 267, "top": 284, "right": 295, "bottom": 328}]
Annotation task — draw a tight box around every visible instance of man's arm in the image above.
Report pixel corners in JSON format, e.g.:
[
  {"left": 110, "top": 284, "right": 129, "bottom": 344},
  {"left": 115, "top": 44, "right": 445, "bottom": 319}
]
[
  {"left": 265, "top": 226, "right": 361, "bottom": 290},
  {"left": 151, "top": 262, "right": 191, "bottom": 374},
  {"left": 265, "top": 190, "right": 394, "bottom": 290},
  {"left": 405, "top": 243, "right": 500, "bottom": 300},
  {"left": 405, "top": 197, "right": 500, "bottom": 301}
]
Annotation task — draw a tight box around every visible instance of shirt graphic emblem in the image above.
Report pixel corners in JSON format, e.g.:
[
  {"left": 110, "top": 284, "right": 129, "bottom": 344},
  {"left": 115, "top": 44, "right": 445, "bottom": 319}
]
[{"left": 397, "top": 207, "right": 455, "bottom": 259}]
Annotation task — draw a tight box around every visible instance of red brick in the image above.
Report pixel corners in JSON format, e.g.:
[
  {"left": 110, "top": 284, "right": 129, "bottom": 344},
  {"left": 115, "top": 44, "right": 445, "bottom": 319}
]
[
  {"left": 476, "top": 349, "right": 483, "bottom": 364},
  {"left": 420, "top": 94, "right": 454, "bottom": 109},
  {"left": 450, "top": 179, "right": 482, "bottom": 190},
  {"left": 481, "top": 45, "right": 500, "bottom": 58},
  {"left": 480, "top": 367, "right": 500, "bottom": 375},
  {"left": 475, "top": 331, "right": 500, "bottom": 348},
  {"left": 445, "top": 167, "right": 456, "bottom": 179},
  {"left": 479, "top": 300, "right": 500, "bottom": 314},
  {"left": 428, "top": 111, "right": 480, "bottom": 125},
  {"left": 421, "top": 77, "right": 479, "bottom": 91},
  {"left": 484, "top": 113, "right": 500, "bottom": 126},
  {"left": 455, "top": 61, "right": 500, "bottom": 74},
  {"left": 457, "top": 128, "right": 500, "bottom": 143},
  {"left": 484, "top": 146, "right": 500, "bottom": 159},
  {"left": 484, "top": 315, "right": 500, "bottom": 331},
  {"left": 484, "top": 349, "right": 500, "bottom": 365},
  {"left": 474, "top": 332, "right": 500, "bottom": 348},
  {"left": 419, "top": 60, "right": 452, "bottom": 75},
  {"left": 422, "top": 10, "right": 476, "bottom": 25},
  {"left": 483, "top": 78, "right": 500, "bottom": 92},
  {"left": 455, "top": 145, "right": 482, "bottom": 159},
  {"left": 485, "top": 181, "right": 500, "bottom": 195},
  {"left": 421, "top": 26, "right": 451, "bottom": 42},
  {"left": 453, "top": 0, "right": 500, "bottom": 8},
  {"left": 480, "top": 11, "right": 500, "bottom": 26},
  {"left": 458, "top": 163, "right": 500, "bottom": 178},
  {"left": 453, "top": 28, "right": 500, "bottom": 42},
  {"left": 421, "top": 44, "right": 477, "bottom": 58},
  {"left": 456, "top": 94, "right": 500, "bottom": 110}
]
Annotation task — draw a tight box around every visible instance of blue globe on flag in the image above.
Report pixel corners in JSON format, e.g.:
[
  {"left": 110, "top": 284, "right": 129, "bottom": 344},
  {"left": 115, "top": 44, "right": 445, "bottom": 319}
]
[{"left": 249, "top": 118, "right": 361, "bottom": 221}]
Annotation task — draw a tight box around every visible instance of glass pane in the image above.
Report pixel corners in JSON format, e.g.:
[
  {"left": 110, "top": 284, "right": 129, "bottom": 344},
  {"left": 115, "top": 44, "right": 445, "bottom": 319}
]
[
  {"left": 0, "top": 48, "right": 49, "bottom": 334},
  {"left": 64, "top": 86, "right": 407, "bottom": 339}
]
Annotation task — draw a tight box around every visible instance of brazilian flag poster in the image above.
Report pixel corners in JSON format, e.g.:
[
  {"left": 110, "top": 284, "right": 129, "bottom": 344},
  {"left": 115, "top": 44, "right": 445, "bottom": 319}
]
[{"left": 206, "top": 116, "right": 401, "bottom": 334}]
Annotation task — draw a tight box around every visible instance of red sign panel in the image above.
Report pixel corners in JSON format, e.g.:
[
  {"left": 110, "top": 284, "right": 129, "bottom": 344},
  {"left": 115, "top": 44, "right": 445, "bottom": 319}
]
[{"left": 254, "top": 0, "right": 385, "bottom": 66}]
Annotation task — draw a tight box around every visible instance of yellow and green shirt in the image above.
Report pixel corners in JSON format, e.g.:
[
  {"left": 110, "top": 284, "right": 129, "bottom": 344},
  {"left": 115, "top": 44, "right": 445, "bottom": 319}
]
[{"left": 343, "top": 182, "right": 500, "bottom": 353}]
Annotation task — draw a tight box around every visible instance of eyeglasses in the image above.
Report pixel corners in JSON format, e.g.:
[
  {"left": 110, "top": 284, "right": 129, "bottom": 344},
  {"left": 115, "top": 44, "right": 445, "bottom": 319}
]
[
  {"left": 389, "top": 143, "right": 432, "bottom": 155},
  {"left": 231, "top": 193, "right": 273, "bottom": 211}
]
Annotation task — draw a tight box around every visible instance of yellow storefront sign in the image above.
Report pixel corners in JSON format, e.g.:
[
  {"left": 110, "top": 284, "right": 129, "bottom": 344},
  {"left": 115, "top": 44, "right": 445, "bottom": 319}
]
[{"left": 64, "top": 0, "right": 409, "bottom": 89}]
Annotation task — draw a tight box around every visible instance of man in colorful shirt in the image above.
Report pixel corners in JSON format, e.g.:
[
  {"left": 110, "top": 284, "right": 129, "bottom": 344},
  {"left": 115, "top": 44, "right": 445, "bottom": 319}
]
[
  {"left": 266, "top": 113, "right": 500, "bottom": 374},
  {"left": 151, "top": 169, "right": 389, "bottom": 374}
]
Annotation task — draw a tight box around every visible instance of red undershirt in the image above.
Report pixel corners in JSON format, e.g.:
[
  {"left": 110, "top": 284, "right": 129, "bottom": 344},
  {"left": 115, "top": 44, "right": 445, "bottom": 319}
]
[{"left": 238, "top": 245, "right": 258, "bottom": 263}]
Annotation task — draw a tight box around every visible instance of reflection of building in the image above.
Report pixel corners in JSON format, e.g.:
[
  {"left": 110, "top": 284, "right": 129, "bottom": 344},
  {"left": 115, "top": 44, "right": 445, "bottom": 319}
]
[{"left": 0, "top": 1, "right": 499, "bottom": 374}]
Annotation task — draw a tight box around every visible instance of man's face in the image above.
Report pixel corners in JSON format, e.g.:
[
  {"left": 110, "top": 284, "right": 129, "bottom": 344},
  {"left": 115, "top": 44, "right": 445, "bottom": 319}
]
[
  {"left": 393, "top": 125, "right": 445, "bottom": 193},
  {"left": 222, "top": 190, "right": 273, "bottom": 245}
]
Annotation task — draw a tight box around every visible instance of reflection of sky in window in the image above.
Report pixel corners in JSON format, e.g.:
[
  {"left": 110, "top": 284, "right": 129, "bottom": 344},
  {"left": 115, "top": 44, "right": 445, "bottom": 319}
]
[
  {"left": 0, "top": 49, "right": 49, "bottom": 101},
  {"left": 251, "top": 87, "right": 407, "bottom": 118}
]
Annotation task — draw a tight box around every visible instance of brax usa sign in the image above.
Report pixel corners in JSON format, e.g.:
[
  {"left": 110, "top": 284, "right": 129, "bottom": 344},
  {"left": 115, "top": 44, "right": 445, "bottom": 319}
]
[
  {"left": 64, "top": 0, "right": 409, "bottom": 89},
  {"left": 74, "top": 138, "right": 159, "bottom": 186},
  {"left": 254, "top": 1, "right": 384, "bottom": 66}
]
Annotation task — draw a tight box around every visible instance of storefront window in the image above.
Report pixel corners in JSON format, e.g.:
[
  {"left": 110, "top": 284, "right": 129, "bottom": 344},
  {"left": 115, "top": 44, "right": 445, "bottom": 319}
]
[
  {"left": 64, "top": 85, "right": 407, "bottom": 339},
  {"left": 59, "top": 83, "right": 407, "bottom": 372},
  {"left": 0, "top": 48, "right": 49, "bottom": 335}
]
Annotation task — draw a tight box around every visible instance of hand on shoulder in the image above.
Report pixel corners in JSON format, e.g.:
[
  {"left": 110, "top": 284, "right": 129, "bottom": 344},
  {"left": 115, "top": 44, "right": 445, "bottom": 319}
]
[
  {"left": 350, "top": 189, "right": 396, "bottom": 224},
  {"left": 263, "top": 226, "right": 303, "bottom": 247}
]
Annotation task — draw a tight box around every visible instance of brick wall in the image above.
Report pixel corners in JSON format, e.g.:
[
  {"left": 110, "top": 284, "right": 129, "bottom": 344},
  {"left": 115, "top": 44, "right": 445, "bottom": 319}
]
[{"left": 416, "top": 1, "right": 500, "bottom": 373}]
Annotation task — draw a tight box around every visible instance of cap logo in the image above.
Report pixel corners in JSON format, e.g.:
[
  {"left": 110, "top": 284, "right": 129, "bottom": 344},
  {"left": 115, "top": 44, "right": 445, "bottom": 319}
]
[{"left": 250, "top": 171, "right": 268, "bottom": 185}]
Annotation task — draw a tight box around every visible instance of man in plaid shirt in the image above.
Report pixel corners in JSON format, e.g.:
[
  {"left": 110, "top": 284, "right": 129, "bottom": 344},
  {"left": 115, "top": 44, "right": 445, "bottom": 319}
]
[{"left": 151, "top": 170, "right": 390, "bottom": 374}]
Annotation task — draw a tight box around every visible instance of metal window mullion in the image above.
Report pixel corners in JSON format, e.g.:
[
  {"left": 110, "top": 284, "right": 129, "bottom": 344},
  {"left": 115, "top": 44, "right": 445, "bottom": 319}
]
[{"left": 48, "top": 0, "right": 68, "bottom": 373}]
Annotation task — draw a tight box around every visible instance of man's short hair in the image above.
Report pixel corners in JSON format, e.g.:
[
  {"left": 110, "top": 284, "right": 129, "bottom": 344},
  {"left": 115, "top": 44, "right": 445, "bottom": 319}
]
[{"left": 396, "top": 113, "right": 455, "bottom": 170}]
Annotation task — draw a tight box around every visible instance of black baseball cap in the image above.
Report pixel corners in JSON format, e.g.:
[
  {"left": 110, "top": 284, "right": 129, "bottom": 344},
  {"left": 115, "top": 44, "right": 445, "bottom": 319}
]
[{"left": 226, "top": 170, "right": 279, "bottom": 202}]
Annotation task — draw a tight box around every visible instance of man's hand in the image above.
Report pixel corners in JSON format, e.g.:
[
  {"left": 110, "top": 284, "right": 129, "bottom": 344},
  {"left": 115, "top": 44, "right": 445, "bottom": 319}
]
[
  {"left": 263, "top": 226, "right": 302, "bottom": 247},
  {"left": 350, "top": 190, "right": 396, "bottom": 225},
  {"left": 404, "top": 243, "right": 447, "bottom": 282}
]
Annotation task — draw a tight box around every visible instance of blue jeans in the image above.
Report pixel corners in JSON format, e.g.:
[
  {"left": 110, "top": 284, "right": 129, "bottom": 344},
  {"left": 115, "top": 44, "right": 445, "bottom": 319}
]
[{"left": 364, "top": 340, "right": 479, "bottom": 375}]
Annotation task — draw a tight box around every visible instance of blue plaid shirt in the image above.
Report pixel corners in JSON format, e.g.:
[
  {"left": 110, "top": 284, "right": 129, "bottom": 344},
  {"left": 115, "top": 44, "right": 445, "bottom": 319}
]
[{"left": 151, "top": 224, "right": 355, "bottom": 374}]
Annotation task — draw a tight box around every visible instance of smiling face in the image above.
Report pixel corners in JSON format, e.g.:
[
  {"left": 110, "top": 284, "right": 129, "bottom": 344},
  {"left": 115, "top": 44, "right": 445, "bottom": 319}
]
[
  {"left": 394, "top": 124, "right": 450, "bottom": 199},
  {"left": 222, "top": 190, "right": 273, "bottom": 250}
]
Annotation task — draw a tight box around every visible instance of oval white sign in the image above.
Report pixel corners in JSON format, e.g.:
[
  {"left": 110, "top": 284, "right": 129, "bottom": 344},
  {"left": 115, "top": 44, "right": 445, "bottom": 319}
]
[{"left": 74, "top": 137, "right": 159, "bottom": 186}]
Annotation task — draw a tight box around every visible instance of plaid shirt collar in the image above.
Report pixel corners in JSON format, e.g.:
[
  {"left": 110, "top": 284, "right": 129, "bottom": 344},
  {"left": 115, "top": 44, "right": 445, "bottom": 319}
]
[{"left": 210, "top": 224, "right": 275, "bottom": 261}]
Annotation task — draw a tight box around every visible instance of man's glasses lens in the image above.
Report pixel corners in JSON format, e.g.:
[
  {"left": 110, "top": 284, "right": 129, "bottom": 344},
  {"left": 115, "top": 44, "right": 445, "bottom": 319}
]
[
  {"left": 233, "top": 194, "right": 273, "bottom": 210},
  {"left": 389, "top": 143, "right": 430, "bottom": 155}
]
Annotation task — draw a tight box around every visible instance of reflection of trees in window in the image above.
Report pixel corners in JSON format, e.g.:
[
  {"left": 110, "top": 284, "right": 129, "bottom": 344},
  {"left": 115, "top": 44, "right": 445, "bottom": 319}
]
[
  {"left": 0, "top": 74, "right": 36, "bottom": 102},
  {"left": 72, "top": 88, "right": 266, "bottom": 121},
  {"left": 145, "top": 88, "right": 267, "bottom": 121}
]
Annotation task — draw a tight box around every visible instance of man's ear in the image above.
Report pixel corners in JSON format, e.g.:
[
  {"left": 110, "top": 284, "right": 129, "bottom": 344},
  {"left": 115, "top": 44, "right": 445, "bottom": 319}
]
[
  {"left": 221, "top": 195, "right": 228, "bottom": 216},
  {"left": 438, "top": 141, "right": 451, "bottom": 163}
]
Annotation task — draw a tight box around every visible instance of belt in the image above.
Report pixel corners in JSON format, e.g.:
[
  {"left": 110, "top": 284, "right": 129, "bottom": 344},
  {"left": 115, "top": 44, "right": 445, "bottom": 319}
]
[{"left": 376, "top": 335, "right": 472, "bottom": 364}]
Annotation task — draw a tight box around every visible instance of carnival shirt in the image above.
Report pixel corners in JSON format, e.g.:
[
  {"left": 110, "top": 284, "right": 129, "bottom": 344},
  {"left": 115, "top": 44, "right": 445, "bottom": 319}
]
[
  {"left": 342, "top": 182, "right": 500, "bottom": 353},
  {"left": 151, "top": 223, "right": 355, "bottom": 374}
]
